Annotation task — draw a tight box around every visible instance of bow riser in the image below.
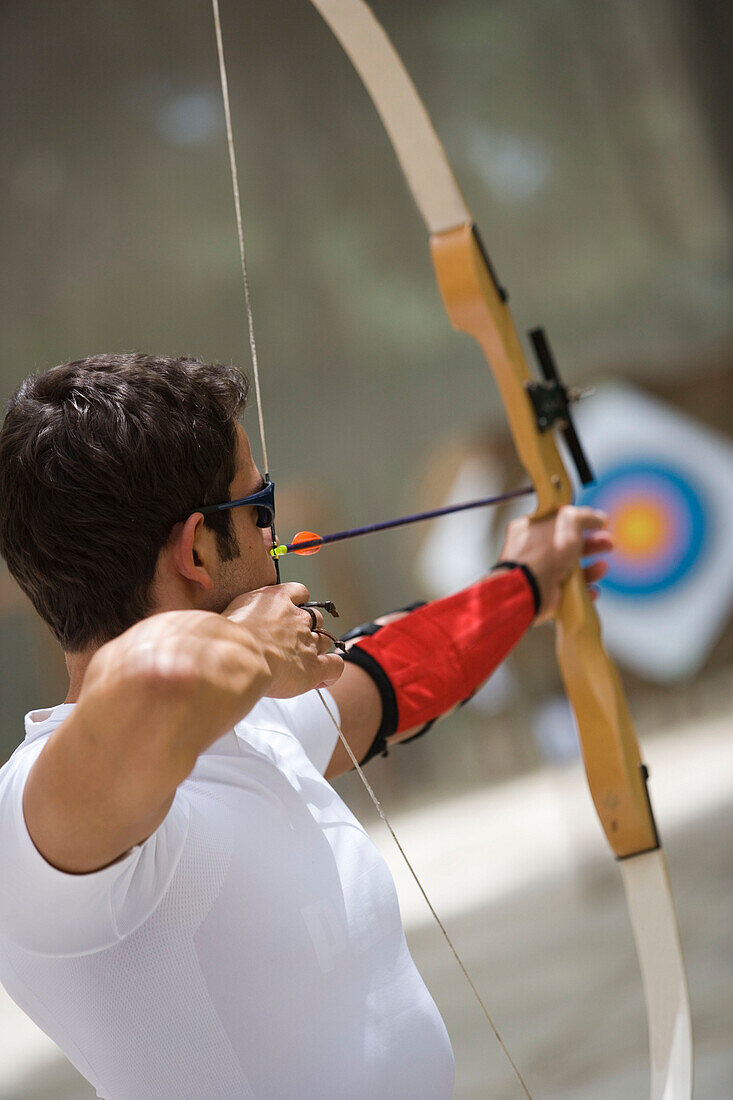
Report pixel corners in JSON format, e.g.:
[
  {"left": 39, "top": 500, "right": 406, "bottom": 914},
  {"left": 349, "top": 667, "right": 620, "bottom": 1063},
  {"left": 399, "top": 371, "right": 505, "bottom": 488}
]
[
  {"left": 430, "top": 226, "right": 571, "bottom": 518},
  {"left": 430, "top": 223, "right": 659, "bottom": 858}
]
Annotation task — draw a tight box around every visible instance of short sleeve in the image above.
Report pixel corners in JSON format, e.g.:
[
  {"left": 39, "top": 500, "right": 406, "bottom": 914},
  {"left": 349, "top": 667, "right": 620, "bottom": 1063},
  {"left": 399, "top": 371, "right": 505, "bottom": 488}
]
[
  {"left": 0, "top": 741, "right": 190, "bottom": 957},
  {"left": 245, "top": 689, "right": 341, "bottom": 775}
]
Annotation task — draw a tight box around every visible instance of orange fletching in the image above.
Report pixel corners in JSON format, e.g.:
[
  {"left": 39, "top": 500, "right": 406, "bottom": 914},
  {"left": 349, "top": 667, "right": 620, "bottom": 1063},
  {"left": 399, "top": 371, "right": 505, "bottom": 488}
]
[{"left": 292, "top": 531, "right": 322, "bottom": 556}]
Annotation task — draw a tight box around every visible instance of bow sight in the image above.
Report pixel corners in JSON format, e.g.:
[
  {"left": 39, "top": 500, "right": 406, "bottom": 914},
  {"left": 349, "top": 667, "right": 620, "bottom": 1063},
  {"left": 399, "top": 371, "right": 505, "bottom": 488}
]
[{"left": 525, "top": 327, "right": 595, "bottom": 486}]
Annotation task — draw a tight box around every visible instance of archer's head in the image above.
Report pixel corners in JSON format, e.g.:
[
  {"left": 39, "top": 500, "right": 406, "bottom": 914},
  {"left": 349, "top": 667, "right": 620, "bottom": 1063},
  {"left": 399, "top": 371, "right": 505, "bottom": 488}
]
[{"left": 0, "top": 353, "right": 277, "bottom": 656}]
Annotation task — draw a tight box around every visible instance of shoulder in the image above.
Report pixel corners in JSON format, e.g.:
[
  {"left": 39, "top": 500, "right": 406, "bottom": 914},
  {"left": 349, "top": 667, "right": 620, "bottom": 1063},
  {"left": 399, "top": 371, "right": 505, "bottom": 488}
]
[
  {"left": 0, "top": 703, "right": 76, "bottom": 797},
  {"left": 0, "top": 735, "right": 191, "bottom": 956},
  {"left": 0, "top": 736, "right": 46, "bottom": 801}
]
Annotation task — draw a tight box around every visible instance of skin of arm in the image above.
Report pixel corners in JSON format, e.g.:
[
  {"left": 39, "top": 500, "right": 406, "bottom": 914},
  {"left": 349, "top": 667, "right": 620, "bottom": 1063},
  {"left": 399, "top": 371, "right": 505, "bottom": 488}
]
[
  {"left": 23, "top": 587, "right": 343, "bottom": 875},
  {"left": 324, "top": 662, "right": 383, "bottom": 779}
]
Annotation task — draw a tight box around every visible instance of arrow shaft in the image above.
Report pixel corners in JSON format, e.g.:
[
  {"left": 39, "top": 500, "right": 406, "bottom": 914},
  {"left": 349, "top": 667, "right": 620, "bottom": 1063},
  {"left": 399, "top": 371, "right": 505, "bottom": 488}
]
[{"left": 276, "top": 485, "right": 534, "bottom": 555}]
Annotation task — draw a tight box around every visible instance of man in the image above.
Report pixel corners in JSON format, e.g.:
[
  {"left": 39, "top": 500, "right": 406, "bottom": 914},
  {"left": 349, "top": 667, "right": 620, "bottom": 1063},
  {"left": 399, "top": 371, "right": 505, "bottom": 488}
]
[{"left": 0, "top": 353, "right": 610, "bottom": 1099}]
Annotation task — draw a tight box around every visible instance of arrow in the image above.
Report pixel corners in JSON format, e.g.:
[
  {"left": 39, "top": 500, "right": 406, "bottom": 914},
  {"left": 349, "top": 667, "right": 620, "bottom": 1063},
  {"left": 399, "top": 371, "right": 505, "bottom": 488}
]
[{"left": 271, "top": 485, "right": 534, "bottom": 557}]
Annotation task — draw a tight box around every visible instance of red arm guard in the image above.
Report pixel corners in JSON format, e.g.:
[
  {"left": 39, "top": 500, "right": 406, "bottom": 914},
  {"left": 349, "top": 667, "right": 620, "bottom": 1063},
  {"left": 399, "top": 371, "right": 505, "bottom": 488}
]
[{"left": 343, "top": 566, "right": 538, "bottom": 761}]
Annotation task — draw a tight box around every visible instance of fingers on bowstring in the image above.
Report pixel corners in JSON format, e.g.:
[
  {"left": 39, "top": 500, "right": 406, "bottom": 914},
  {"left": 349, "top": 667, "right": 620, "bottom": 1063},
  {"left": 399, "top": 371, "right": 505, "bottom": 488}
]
[
  {"left": 282, "top": 581, "right": 311, "bottom": 605},
  {"left": 313, "top": 629, "right": 346, "bottom": 656},
  {"left": 317, "top": 653, "right": 346, "bottom": 686},
  {"left": 302, "top": 606, "right": 325, "bottom": 633}
]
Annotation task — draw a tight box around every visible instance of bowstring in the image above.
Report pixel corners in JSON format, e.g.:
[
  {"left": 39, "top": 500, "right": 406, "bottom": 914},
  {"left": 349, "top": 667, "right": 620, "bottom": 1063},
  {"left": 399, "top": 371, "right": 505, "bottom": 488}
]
[
  {"left": 211, "top": 0, "right": 268, "bottom": 477},
  {"left": 315, "top": 691, "right": 532, "bottom": 1100},
  {"left": 209, "top": 3, "right": 531, "bottom": 1096}
]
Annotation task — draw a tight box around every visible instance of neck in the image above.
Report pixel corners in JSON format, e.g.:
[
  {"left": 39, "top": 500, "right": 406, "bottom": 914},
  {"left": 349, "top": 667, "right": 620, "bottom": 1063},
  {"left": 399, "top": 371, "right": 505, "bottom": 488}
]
[{"left": 64, "top": 648, "right": 96, "bottom": 703}]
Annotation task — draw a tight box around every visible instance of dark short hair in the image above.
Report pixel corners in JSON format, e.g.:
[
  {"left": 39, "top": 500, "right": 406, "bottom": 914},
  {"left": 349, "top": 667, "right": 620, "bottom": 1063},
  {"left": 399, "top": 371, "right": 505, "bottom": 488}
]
[{"left": 0, "top": 353, "right": 249, "bottom": 651}]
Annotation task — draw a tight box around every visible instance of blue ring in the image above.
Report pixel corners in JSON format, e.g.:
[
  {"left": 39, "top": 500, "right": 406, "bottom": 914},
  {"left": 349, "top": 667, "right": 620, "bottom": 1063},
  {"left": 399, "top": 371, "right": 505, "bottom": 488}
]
[{"left": 579, "top": 461, "right": 708, "bottom": 598}]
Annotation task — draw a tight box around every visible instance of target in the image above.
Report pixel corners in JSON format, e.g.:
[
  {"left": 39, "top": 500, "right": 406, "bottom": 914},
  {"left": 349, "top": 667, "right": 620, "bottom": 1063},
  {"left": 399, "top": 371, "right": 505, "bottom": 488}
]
[
  {"left": 579, "top": 460, "right": 708, "bottom": 598},
  {"left": 562, "top": 384, "right": 733, "bottom": 678}
]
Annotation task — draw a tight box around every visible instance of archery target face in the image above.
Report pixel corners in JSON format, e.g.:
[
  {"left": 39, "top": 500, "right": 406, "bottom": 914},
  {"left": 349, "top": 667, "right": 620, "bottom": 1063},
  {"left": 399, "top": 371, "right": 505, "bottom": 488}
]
[
  {"left": 571, "top": 384, "right": 733, "bottom": 682},
  {"left": 580, "top": 461, "right": 708, "bottom": 598}
]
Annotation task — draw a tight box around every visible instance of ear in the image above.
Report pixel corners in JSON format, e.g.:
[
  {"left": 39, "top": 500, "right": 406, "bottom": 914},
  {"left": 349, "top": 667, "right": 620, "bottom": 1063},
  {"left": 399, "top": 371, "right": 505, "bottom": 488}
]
[{"left": 170, "top": 512, "right": 216, "bottom": 592}]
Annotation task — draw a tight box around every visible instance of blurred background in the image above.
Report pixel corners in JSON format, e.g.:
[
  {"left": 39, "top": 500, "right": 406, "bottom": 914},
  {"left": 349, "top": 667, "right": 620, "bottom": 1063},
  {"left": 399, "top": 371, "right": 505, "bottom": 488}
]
[{"left": 1, "top": 0, "right": 731, "bottom": 1096}]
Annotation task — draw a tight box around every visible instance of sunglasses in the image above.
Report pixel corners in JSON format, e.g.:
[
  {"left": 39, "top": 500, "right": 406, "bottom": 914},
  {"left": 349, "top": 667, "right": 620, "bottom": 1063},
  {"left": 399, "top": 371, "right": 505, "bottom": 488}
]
[{"left": 192, "top": 479, "right": 275, "bottom": 529}]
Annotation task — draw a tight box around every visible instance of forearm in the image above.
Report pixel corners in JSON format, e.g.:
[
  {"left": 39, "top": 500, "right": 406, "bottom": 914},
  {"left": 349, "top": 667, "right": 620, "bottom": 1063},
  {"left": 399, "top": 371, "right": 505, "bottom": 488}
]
[{"left": 328, "top": 566, "right": 537, "bottom": 774}]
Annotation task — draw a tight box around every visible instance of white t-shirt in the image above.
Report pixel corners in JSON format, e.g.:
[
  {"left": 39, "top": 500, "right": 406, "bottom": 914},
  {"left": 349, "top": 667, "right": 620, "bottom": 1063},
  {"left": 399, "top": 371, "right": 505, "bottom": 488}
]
[{"left": 0, "top": 693, "right": 454, "bottom": 1099}]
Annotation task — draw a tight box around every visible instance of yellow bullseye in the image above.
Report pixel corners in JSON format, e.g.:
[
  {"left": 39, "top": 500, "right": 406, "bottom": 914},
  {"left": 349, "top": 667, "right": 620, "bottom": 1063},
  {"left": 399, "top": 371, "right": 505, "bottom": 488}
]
[{"left": 614, "top": 499, "right": 668, "bottom": 559}]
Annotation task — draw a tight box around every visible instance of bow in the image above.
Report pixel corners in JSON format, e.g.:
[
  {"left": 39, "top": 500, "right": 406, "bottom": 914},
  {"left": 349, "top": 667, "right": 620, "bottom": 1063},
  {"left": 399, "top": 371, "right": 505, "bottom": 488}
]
[{"left": 212, "top": 1, "right": 692, "bottom": 1095}]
